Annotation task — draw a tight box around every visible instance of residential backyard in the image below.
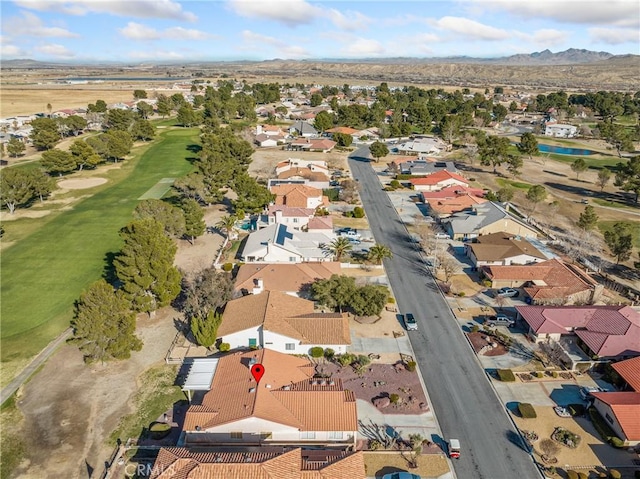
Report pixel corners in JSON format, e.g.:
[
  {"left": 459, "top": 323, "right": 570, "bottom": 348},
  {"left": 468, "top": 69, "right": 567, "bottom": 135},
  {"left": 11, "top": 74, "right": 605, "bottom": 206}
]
[{"left": 0, "top": 128, "right": 199, "bottom": 385}]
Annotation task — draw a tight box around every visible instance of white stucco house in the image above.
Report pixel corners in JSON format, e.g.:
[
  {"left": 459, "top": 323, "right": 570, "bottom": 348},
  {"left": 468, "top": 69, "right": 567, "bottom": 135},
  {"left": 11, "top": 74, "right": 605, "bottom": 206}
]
[
  {"left": 217, "top": 290, "right": 350, "bottom": 355},
  {"left": 544, "top": 123, "right": 577, "bottom": 138},
  {"left": 240, "top": 223, "right": 335, "bottom": 263}
]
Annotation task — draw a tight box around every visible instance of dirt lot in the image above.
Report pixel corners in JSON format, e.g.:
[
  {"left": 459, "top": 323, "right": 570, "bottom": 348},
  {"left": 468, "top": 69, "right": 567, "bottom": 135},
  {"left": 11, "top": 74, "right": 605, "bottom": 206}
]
[
  {"left": 249, "top": 147, "right": 351, "bottom": 179},
  {"left": 364, "top": 452, "right": 449, "bottom": 479},
  {"left": 512, "top": 407, "right": 639, "bottom": 472},
  {"left": 318, "top": 363, "right": 428, "bottom": 415}
]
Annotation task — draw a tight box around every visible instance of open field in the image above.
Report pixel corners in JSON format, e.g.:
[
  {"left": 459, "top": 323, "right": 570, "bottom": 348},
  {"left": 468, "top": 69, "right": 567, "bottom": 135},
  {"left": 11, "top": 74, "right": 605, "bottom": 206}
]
[{"left": 0, "top": 128, "right": 198, "bottom": 385}]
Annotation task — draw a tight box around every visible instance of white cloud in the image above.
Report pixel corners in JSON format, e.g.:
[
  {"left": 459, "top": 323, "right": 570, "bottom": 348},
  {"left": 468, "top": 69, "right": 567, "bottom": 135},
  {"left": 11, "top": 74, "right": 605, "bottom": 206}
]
[
  {"left": 128, "top": 49, "right": 184, "bottom": 60},
  {"left": 326, "top": 9, "right": 372, "bottom": 31},
  {"left": 240, "top": 30, "right": 310, "bottom": 58},
  {"left": 119, "top": 22, "right": 213, "bottom": 41},
  {"left": 35, "top": 43, "right": 75, "bottom": 58},
  {"left": 3, "top": 11, "right": 79, "bottom": 37},
  {"left": 589, "top": 27, "right": 639, "bottom": 45},
  {"left": 342, "top": 37, "right": 385, "bottom": 57},
  {"left": 472, "top": 0, "right": 639, "bottom": 28},
  {"left": 433, "top": 16, "right": 509, "bottom": 41},
  {"left": 1, "top": 44, "right": 24, "bottom": 57},
  {"left": 228, "top": 0, "right": 320, "bottom": 27},
  {"left": 14, "top": 0, "right": 197, "bottom": 22},
  {"left": 513, "top": 28, "right": 569, "bottom": 47}
]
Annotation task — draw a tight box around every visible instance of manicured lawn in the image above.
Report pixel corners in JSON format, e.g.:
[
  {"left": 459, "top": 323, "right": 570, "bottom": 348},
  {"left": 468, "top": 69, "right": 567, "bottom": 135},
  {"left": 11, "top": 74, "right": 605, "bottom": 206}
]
[
  {"left": 543, "top": 153, "right": 621, "bottom": 170},
  {"left": 0, "top": 128, "right": 199, "bottom": 365},
  {"left": 598, "top": 220, "right": 640, "bottom": 249},
  {"left": 495, "top": 178, "right": 532, "bottom": 190}
]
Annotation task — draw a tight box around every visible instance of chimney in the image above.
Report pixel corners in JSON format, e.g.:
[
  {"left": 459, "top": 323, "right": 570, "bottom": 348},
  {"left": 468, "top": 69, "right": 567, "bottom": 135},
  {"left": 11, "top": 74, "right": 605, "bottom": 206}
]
[{"left": 252, "top": 278, "right": 264, "bottom": 295}]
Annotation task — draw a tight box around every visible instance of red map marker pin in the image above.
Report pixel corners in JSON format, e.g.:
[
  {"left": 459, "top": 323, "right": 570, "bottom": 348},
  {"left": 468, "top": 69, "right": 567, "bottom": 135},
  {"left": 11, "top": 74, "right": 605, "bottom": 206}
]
[{"left": 251, "top": 363, "right": 265, "bottom": 383}]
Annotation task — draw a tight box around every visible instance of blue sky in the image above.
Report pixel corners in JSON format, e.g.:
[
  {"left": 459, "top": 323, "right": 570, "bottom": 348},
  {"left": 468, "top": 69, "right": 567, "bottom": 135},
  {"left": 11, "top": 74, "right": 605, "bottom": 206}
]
[{"left": 1, "top": 0, "right": 638, "bottom": 62}]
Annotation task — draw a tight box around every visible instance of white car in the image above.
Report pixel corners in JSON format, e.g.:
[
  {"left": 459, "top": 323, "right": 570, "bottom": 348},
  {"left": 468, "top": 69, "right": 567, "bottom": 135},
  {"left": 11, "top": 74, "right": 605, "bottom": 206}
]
[
  {"left": 554, "top": 406, "right": 571, "bottom": 418},
  {"left": 579, "top": 386, "right": 605, "bottom": 400},
  {"left": 434, "top": 232, "right": 449, "bottom": 240}
]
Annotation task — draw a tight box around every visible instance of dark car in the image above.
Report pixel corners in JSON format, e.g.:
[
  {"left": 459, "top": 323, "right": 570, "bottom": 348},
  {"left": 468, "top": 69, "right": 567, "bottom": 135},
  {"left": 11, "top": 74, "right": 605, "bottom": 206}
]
[{"left": 404, "top": 313, "right": 418, "bottom": 331}]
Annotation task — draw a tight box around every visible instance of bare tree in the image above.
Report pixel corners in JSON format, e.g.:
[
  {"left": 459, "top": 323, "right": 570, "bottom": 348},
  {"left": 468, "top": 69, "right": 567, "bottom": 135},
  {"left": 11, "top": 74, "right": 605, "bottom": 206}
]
[
  {"left": 439, "top": 258, "right": 460, "bottom": 283},
  {"left": 494, "top": 295, "right": 507, "bottom": 311},
  {"left": 539, "top": 438, "right": 560, "bottom": 460}
]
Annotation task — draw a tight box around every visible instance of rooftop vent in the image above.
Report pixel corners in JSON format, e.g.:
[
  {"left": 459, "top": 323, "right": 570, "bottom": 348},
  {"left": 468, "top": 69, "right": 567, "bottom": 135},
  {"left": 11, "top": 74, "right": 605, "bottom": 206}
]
[
  {"left": 249, "top": 387, "right": 256, "bottom": 393},
  {"left": 265, "top": 384, "right": 272, "bottom": 389},
  {"left": 283, "top": 386, "right": 291, "bottom": 390}
]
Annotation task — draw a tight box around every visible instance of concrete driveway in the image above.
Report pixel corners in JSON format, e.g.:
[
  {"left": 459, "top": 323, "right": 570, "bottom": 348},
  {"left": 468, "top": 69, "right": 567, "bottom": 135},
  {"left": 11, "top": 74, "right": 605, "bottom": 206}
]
[{"left": 348, "top": 334, "right": 414, "bottom": 356}]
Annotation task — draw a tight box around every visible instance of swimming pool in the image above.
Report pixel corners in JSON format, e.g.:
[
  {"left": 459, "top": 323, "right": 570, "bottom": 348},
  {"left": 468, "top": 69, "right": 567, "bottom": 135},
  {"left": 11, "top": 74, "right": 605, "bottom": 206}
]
[{"left": 538, "top": 144, "right": 597, "bottom": 156}]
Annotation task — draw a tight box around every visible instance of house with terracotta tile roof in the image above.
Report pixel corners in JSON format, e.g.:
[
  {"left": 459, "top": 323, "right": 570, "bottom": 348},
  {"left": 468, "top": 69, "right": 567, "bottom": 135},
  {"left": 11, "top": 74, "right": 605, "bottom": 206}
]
[
  {"left": 465, "top": 231, "right": 548, "bottom": 267},
  {"left": 482, "top": 259, "right": 603, "bottom": 305},
  {"left": 260, "top": 205, "right": 317, "bottom": 231},
  {"left": 515, "top": 305, "right": 640, "bottom": 362},
  {"left": 428, "top": 194, "right": 487, "bottom": 218},
  {"left": 275, "top": 159, "right": 329, "bottom": 176},
  {"left": 218, "top": 291, "right": 350, "bottom": 354},
  {"left": 612, "top": 356, "right": 640, "bottom": 392},
  {"left": 289, "top": 138, "right": 337, "bottom": 153},
  {"left": 181, "top": 349, "right": 357, "bottom": 446},
  {"left": 410, "top": 170, "right": 469, "bottom": 192},
  {"left": 418, "top": 184, "right": 486, "bottom": 201},
  {"left": 270, "top": 184, "right": 328, "bottom": 209},
  {"left": 254, "top": 133, "right": 284, "bottom": 148},
  {"left": 241, "top": 223, "right": 335, "bottom": 263},
  {"left": 234, "top": 262, "right": 342, "bottom": 297},
  {"left": 277, "top": 168, "right": 330, "bottom": 189},
  {"left": 590, "top": 392, "right": 640, "bottom": 446},
  {"left": 150, "top": 447, "right": 365, "bottom": 479},
  {"left": 307, "top": 215, "right": 333, "bottom": 233},
  {"left": 325, "top": 126, "right": 359, "bottom": 136}
]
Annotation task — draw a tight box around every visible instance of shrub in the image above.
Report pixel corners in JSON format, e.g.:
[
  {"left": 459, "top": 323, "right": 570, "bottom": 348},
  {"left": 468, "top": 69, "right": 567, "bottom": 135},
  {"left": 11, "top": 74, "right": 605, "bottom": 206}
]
[
  {"left": 353, "top": 206, "right": 365, "bottom": 218},
  {"left": 458, "top": 291, "right": 466, "bottom": 297},
  {"left": 369, "top": 439, "right": 381, "bottom": 450},
  {"left": 222, "top": 262, "right": 233, "bottom": 272},
  {"left": 405, "top": 361, "right": 417, "bottom": 372},
  {"left": 609, "top": 436, "right": 624, "bottom": 448},
  {"left": 588, "top": 407, "right": 624, "bottom": 448},
  {"left": 566, "top": 471, "right": 579, "bottom": 479},
  {"left": 518, "top": 403, "right": 537, "bottom": 419},
  {"left": 497, "top": 369, "right": 516, "bottom": 382},
  {"left": 322, "top": 188, "right": 340, "bottom": 202},
  {"left": 389, "top": 180, "right": 401, "bottom": 189},
  {"left": 470, "top": 325, "right": 480, "bottom": 333},
  {"left": 310, "top": 347, "right": 324, "bottom": 358},
  {"left": 568, "top": 404, "right": 585, "bottom": 416},
  {"left": 388, "top": 297, "right": 395, "bottom": 304},
  {"left": 578, "top": 473, "right": 588, "bottom": 479},
  {"left": 343, "top": 211, "right": 354, "bottom": 217},
  {"left": 534, "top": 371, "right": 544, "bottom": 378},
  {"left": 149, "top": 422, "right": 172, "bottom": 439},
  {"left": 218, "top": 342, "right": 230, "bottom": 352},
  {"left": 384, "top": 186, "right": 396, "bottom": 191},
  {"left": 609, "top": 470, "right": 621, "bottom": 479},
  {"left": 324, "top": 348, "right": 335, "bottom": 360},
  {"left": 389, "top": 393, "right": 400, "bottom": 404},
  {"left": 338, "top": 353, "right": 355, "bottom": 367},
  {"left": 356, "top": 355, "right": 371, "bottom": 367},
  {"left": 552, "top": 371, "right": 559, "bottom": 378}
]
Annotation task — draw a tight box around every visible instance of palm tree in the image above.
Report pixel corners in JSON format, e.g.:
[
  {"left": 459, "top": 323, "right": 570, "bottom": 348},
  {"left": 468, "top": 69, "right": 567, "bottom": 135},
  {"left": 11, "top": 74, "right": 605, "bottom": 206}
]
[
  {"left": 216, "top": 215, "right": 237, "bottom": 239},
  {"left": 322, "top": 237, "right": 353, "bottom": 261},
  {"left": 367, "top": 244, "right": 393, "bottom": 264}
]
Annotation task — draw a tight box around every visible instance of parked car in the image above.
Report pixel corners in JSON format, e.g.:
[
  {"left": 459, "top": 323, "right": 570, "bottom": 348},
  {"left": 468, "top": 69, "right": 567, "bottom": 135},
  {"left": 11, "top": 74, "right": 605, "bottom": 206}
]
[
  {"left": 486, "top": 314, "right": 515, "bottom": 327},
  {"left": 382, "top": 473, "right": 421, "bottom": 479},
  {"left": 496, "top": 287, "right": 519, "bottom": 298},
  {"left": 338, "top": 228, "right": 361, "bottom": 240},
  {"left": 434, "top": 232, "right": 449, "bottom": 240},
  {"left": 579, "top": 386, "right": 605, "bottom": 400},
  {"left": 404, "top": 313, "right": 418, "bottom": 331}
]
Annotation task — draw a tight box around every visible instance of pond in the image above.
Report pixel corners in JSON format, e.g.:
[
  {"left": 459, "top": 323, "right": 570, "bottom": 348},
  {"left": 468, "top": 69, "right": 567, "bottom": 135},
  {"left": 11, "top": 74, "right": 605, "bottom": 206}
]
[{"left": 538, "top": 144, "right": 597, "bottom": 156}]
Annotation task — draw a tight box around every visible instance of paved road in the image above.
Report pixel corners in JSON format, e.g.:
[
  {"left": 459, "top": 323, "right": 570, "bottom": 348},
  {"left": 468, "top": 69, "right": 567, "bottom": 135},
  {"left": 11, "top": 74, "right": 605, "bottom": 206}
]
[
  {"left": 349, "top": 146, "right": 541, "bottom": 479},
  {"left": 0, "top": 328, "right": 72, "bottom": 405}
]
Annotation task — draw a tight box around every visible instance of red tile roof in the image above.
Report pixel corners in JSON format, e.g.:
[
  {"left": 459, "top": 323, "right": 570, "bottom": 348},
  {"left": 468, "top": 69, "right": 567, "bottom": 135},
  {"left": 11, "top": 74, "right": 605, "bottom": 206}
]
[
  {"left": 151, "top": 448, "right": 365, "bottom": 479},
  {"left": 234, "top": 262, "right": 341, "bottom": 294},
  {"left": 267, "top": 205, "right": 316, "bottom": 218},
  {"left": 183, "top": 349, "right": 357, "bottom": 433},
  {"left": 419, "top": 184, "right": 486, "bottom": 199},
  {"left": 326, "top": 127, "right": 358, "bottom": 135},
  {"left": 516, "top": 305, "right": 640, "bottom": 357},
  {"left": 612, "top": 357, "right": 640, "bottom": 392},
  {"left": 468, "top": 232, "right": 546, "bottom": 262},
  {"left": 409, "top": 170, "right": 468, "bottom": 186},
  {"left": 307, "top": 216, "right": 333, "bottom": 230},
  {"left": 428, "top": 194, "right": 487, "bottom": 215},
  {"left": 591, "top": 392, "right": 640, "bottom": 441}
]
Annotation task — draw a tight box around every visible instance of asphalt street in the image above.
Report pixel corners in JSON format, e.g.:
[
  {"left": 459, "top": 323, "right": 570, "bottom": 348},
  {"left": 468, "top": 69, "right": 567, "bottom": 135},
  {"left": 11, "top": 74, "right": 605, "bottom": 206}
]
[{"left": 348, "top": 146, "right": 542, "bottom": 479}]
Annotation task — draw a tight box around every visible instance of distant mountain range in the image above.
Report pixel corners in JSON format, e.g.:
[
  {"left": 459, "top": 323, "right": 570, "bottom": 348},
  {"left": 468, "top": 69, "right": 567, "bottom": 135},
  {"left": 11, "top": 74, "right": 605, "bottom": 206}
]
[{"left": 2, "top": 49, "right": 636, "bottom": 69}]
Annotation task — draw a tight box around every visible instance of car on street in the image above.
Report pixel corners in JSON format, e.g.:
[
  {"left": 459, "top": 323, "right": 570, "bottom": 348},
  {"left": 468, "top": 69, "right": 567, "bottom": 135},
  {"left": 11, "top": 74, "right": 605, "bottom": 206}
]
[
  {"left": 434, "top": 232, "right": 449, "bottom": 239},
  {"left": 404, "top": 313, "right": 418, "bottom": 331},
  {"left": 381, "top": 473, "right": 421, "bottom": 479},
  {"left": 496, "top": 287, "right": 519, "bottom": 298},
  {"left": 448, "top": 439, "right": 461, "bottom": 459},
  {"left": 486, "top": 314, "right": 515, "bottom": 327}
]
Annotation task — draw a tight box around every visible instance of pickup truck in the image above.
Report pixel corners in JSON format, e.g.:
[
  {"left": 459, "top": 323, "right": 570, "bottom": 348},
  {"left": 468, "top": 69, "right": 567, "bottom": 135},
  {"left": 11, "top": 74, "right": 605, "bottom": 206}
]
[{"left": 337, "top": 229, "right": 361, "bottom": 240}]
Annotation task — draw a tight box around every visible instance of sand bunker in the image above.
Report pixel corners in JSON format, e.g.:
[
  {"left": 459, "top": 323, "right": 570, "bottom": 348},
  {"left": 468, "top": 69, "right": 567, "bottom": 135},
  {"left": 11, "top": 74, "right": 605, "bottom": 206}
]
[{"left": 57, "top": 177, "right": 107, "bottom": 190}]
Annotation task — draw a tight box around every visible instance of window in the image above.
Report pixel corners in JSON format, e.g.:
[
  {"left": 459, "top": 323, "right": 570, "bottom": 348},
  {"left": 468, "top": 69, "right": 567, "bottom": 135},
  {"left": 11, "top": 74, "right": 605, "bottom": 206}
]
[
  {"left": 289, "top": 257, "right": 297, "bottom": 262},
  {"left": 300, "top": 431, "right": 316, "bottom": 439},
  {"left": 328, "top": 431, "right": 344, "bottom": 440},
  {"left": 605, "top": 413, "right": 614, "bottom": 424},
  {"left": 293, "top": 218, "right": 299, "bottom": 223},
  {"left": 230, "top": 432, "right": 243, "bottom": 439},
  {"left": 249, "top": 338, "right": 257, "bottom": 347},
  {"left": 285, "top": 343, "right": 295, "bottom": 351},
  {"left": 260, "top": 431, "right": 272, "bottom": 439}
]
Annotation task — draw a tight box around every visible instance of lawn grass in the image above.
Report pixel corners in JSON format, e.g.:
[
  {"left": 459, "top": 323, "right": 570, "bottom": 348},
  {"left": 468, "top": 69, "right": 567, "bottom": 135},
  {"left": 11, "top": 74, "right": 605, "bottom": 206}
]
[
  {"left": 0, "top": 394, "right": 25, "bottom": 479},
  {"left": 542, "top": 153, "right": 621, "bottom": 170},
  {"left": 495, "top": 178, "right": 532, "bottom": 190},
  {"left": 0, "top": 128, "right": 199, "bottom": 368},
  {"left": 108, "top": 364, "right": 186, "bottom": 445},
  {"left": 592, "top": 198, "right": 640, "bottom": 211},
  {"left": 598, "top": 220, "right": 640, "bottom": 249}
]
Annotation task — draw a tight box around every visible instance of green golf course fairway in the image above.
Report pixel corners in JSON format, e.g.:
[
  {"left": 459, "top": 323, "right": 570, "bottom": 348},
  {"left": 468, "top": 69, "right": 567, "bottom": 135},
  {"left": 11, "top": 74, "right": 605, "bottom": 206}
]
[{"left": 0, "top": 128, "right": 198, "bottom": 369}]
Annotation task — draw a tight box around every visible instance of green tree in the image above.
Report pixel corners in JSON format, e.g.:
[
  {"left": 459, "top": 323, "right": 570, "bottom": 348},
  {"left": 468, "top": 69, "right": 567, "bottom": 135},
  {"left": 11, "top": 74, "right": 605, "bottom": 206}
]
[
  {"left": 63, "top": 115, "right": 87, "bottom": 136},
  {"left": 182, "top": 265, "right": 233, "bottom": 320},
  {"left": 30, "top": 117, "right": 60, "bottom": 150},
  {"left": 367, "top": 244, "right": 393, "bottom": 265},
  {"left": 604, "top": 222, "right": 634, "bottom": 264},
  {"left": 190, "top": 310, "right": 222, "bottom": 348},
  {"left": 216, "top": 215, "right": 237, "bottom": 239},
  {"left": 69, "top": 139, "right": 102, "bottom": 170},
  {"left": 156, "top": 95, "right": 172, "bottom": 118},
  {"left": 577, "top": 205, "right": 598, "bottom": 230},
  {"left": 599, "top": 120, "right": 634, "bottom": 157},
  {"left": 369, "top": 141, "right": 389, "bottom": 162},
  {"left": 181, "top": 198, "right": 206, "bottom": 244},
  {"left": 106, "top": 108, "right": 135, "bottom": 132},
  {"left": 41, "top": 149, "right": 76, "bottom": 175},
  {"left": 104, "top": 130, "right": 133, "bottom": 162},
  {"left": 597, "top": 169, "right": 612, "bottom": 191},
  {"left": 114, "top": 218, "right": 182, "bottom": 313},
  {"left": 131, "top": 119, "right": 156, "bottom": 141},
  {"left": 526, "top": 185, "right": 548, "bottom": 215},
  {"left": 438, "top": 115, "right": 462, "bottom": 144},
  {"left": 314, "top": 111, "right": 334, "bottom": 132},
  {"left": 571, "top": 158, "right": 588, "bottom": 180},
  {"left": 614, "top": 156, "right": 640, "bottom": 203},
  {"left": 517, "top": 132, "right": 538, "bottom": 159},
  {"left": 333, "top": 132, "right": 353, "bottom": 147},
  {"left": 29, "top": 169, "right": 55, "bottom": 202},
  {"left": 479, "top": 135, "right": 511, "bottom": 173},
  {"left": 492, "top": 103, "right": 508, "bottom": 122},
  {"left": 1, "top": 168, "right": 35, "bottom": 213},
  {"left": 310, "top": 92, "right": 323, "bottom": 107},
  {"left": 6, "top": 137, "right": 26, "bottom": 157},
  {"left": 350, "top": 284, "right": 388, "bottom": 316},
  {"left": 506, "top": 155, "right": 524, "bottom": 177},
  {"left": 136, "top": 101, "right": 154, "bottom": 119},
  {"left": 133, "top": 199, "right": 185, "bottom": 238},
  {"left": 88, "top": 99, "right": 107, "bottom": 113},
  {"left": 70, "top": 279, "right": 142, "bottom": 363},
  {"left": 322, "top": 236, "right": 353, "bottom": 261},
  {"left": 133, "top": 89, "right": 148, "bottom": 100},
  {"left": 177, "top": 104, "right": 198, "bottom": 127},
  {"left": 232, "top": 174, "right": 274, "bottom": 212},
  {"left": 311, "top": 275, "right": 357, "bottom": 312},
  {"left": 496, "top": 186, "right": 515, "bottom": 202}
]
